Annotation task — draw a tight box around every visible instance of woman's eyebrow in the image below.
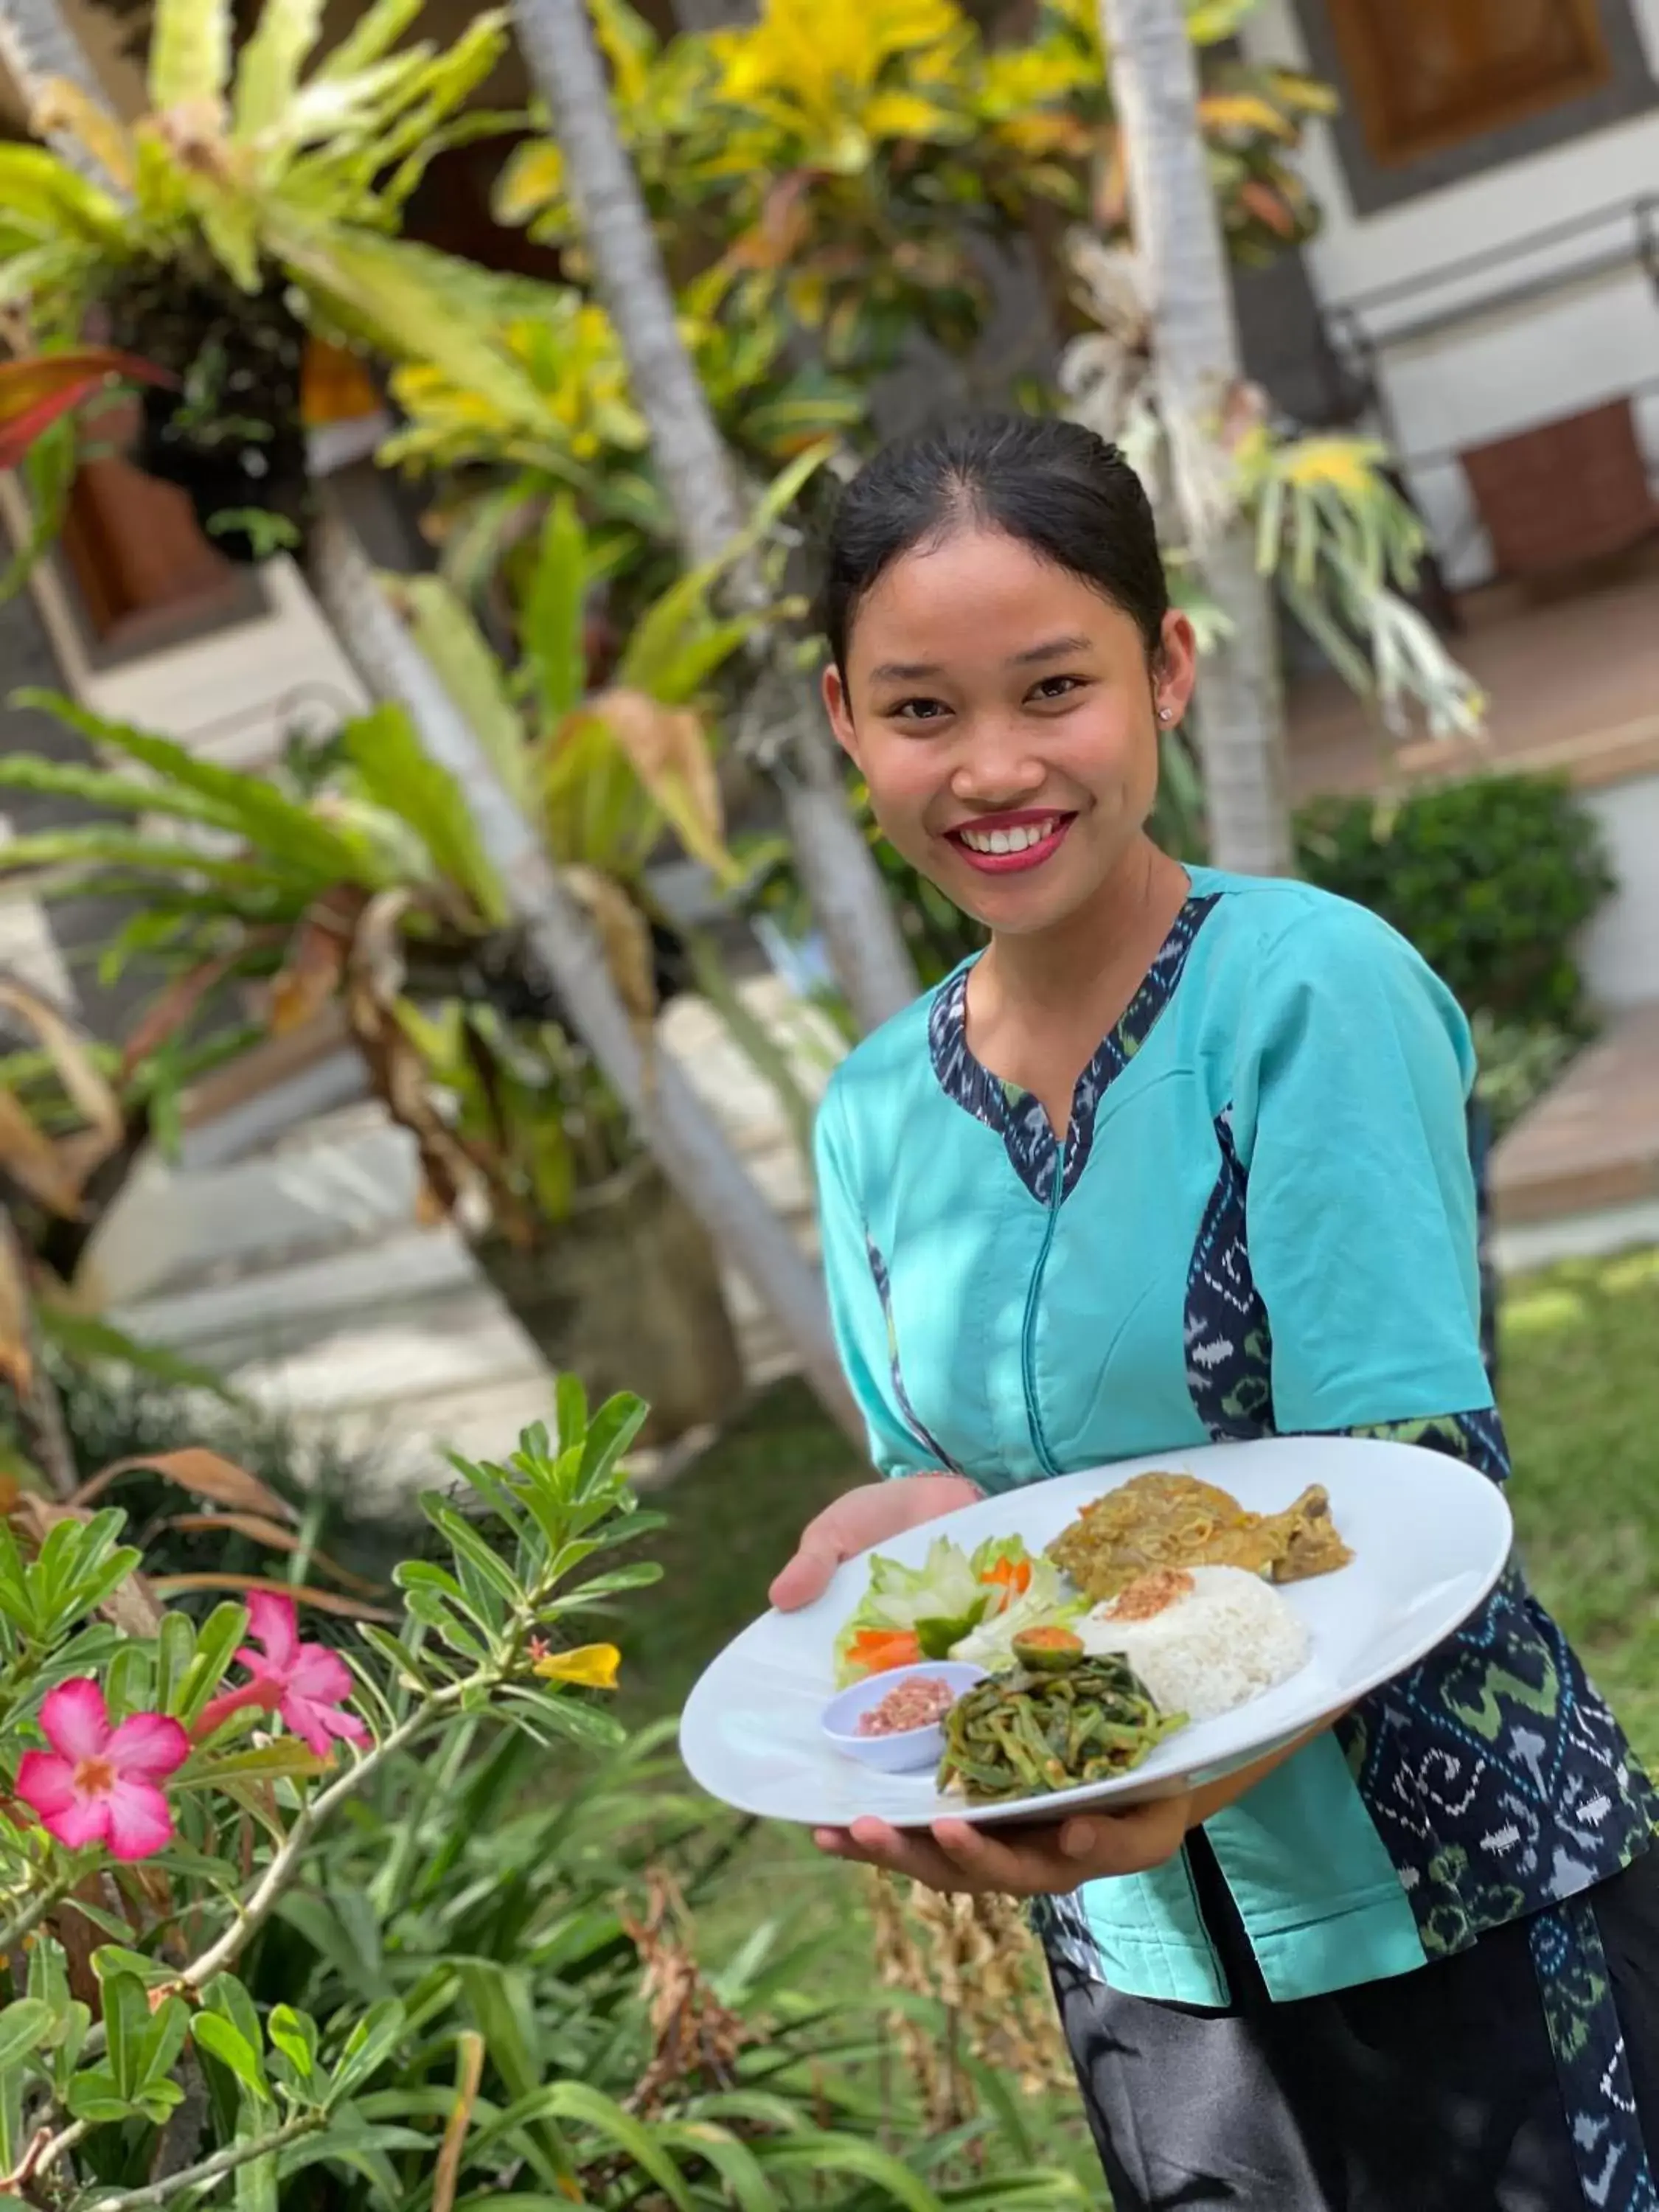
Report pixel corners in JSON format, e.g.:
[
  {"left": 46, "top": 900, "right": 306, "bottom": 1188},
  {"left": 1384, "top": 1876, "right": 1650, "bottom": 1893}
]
[
  {"left": 869, "top": 658, "right": 944, "bottom": 683},
  {"left": 1010, "top": 633, "right": 1093, "bottom": 666}
]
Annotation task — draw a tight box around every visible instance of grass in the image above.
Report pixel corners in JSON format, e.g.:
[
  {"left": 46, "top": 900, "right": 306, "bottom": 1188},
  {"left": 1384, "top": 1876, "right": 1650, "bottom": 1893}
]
[{"left": 1500, "top": 1246, "right": 1659, "bottom": 1764}]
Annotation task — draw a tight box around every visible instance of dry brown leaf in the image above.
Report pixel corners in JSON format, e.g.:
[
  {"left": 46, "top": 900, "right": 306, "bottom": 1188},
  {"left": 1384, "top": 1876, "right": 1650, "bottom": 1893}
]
[
  {"left": 0, "top": 1218, "right": 32, "bottom": 1395},
  {"left": 268, "top": 893, "right": 361, "bottom": 1036},
  {"left": 586, "top": 688, "right": 728, "bottom": 880},
  {"left": 0, "top": 976, "right": 122, "bottom": 1147},
  {"left": 145, "top": 1572, "right": 397, "bottom": 1622},
  {"left": 119, "top": 952, "right": 243, "bottom": 1079},
  {"left": 0, "top": 1085, "right": 88, "bottom": 1218},
  {"left": 563, "top": 866, "right": 657, "bottom": 1027},
  {"left": 434, "top": 2030, "right": 487, "bottom": 2212},
  {"left": 73, "top": 1448, "right": 297, "bottom": 1524},
  {"left": 161, "top": 1512, "right": 384, "bottom": 1596}
]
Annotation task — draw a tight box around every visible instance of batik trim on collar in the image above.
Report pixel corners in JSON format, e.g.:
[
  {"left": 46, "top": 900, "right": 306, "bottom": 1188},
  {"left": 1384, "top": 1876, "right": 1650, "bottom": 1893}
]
[{"left": 927, "top": 894, "right": 1221, "bottom": 1205}]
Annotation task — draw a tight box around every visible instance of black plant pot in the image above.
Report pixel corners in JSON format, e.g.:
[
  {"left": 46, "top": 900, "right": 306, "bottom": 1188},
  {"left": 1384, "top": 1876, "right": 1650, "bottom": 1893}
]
[
  {"left": 106, "top": 261, "right": 313, "bottom": 566},
  {"left": 133, "top": 383, "right": 312, "bottom": 566}
]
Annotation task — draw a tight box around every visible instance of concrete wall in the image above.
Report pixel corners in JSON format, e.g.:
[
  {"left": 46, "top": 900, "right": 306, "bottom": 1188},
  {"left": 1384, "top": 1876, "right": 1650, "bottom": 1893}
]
[
  {"left": 1242, "top": 0, "right": 1659, "bottom": 589},
  {"left": 1582, "top": 770, "right": 1659, "bottom": 1009}
]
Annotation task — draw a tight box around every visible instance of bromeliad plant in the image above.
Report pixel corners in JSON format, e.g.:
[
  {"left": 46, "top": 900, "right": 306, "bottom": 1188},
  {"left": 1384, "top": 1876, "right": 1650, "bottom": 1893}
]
[
  {"left": 0, "top": 459, "right": 813, "bottom": 1257},
  {"left": 0, "top": 1383, "right": 658, "bottom": 2206},
  {"left": 0, "top": 0, "right": 552, "bottom": 565}
]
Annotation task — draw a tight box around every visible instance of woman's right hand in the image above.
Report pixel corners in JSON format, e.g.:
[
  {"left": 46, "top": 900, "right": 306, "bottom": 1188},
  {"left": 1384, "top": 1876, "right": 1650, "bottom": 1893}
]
[{"left": 769, "top": 1474, "right": 982, "bottom": 1612}]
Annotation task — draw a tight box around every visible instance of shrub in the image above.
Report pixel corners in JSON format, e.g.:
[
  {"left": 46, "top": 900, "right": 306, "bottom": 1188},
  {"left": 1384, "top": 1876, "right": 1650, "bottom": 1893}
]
[
  {"left": 0, "top": 1375, "right": 1089, "bottom": 2208},
  {"left": 1294, "top": 774, "right": 1615, "bottom": 1032}
]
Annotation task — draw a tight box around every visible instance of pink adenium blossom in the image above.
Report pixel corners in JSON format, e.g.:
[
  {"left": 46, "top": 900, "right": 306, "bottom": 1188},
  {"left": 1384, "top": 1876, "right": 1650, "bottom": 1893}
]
[
  {"left": 195, "top": 1591, "right": 369, "bottom": 1759},
  {"left": 15, "top": 1680, "right": 188, "bottom": 1863}
]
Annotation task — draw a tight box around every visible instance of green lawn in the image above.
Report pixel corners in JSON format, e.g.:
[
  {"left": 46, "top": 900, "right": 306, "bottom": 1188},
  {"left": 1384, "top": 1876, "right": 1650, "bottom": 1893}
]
[
  {"left": 621, "top": 1245, "right": 1659, "bottom": 1756},
  {"left": 1500, "top": 1246, "right": 1659, "bottom": 1764}
]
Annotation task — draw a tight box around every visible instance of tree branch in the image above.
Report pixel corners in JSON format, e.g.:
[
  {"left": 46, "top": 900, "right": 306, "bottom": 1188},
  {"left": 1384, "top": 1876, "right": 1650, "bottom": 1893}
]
[{"left": 78, "top": 2111, "right": 321, "bottom": 2210}]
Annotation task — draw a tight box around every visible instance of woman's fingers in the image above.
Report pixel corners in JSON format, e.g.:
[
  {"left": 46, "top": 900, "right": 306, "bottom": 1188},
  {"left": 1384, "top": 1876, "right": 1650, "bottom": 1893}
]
[
  {"left": 769, "top": 1537, "right": 844, "bottom": 1612},
  {"left": 813, "top": 1796, "right": 1197, "bottom": 1897}
]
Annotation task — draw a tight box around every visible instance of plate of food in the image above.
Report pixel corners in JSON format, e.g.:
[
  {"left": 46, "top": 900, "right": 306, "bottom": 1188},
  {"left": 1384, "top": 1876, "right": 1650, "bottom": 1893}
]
[{"left": 678, "top": 1435, "right": 1513, "bottom": 1829}]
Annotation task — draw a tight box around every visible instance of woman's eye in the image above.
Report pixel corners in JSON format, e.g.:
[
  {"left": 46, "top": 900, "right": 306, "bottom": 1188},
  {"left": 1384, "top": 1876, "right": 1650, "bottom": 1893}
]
[
  {"left": 889, "top": 698, "right": 951, "bottom": 724},
  {"left": 1029, "top": 675, "right": 1083, "bottom": 703}
]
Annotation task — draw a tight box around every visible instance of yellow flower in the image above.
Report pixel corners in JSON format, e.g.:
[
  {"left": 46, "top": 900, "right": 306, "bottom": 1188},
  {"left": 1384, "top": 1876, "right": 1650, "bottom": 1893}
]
[{"left": 532, "top": 1643, "right": 622, "bottom": 1691}]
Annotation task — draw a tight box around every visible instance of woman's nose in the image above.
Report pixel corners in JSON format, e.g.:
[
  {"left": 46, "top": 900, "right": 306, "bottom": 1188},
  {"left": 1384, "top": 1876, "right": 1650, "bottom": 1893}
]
[{"left": 950, "top": 723, "right": 1046, "bottom": 806}]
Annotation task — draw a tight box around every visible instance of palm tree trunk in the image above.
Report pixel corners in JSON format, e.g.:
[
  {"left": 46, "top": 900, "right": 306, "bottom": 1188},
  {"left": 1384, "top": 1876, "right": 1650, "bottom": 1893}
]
[
  {"left": 508, "top": 0, "right": 922, "bottom": 1030},
  {"left": 0, "top": 0, "right": 121, "bottom": 182},
  {"left": 1097, "top": 0, "right": 1293, "bottom": 876},
  {"left": 312, "top": 510, "right": 863, "bottom": 1441}
]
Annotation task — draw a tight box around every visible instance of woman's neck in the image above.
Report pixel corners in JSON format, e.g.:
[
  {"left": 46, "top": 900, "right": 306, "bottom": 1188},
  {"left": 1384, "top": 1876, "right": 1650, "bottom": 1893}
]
[
  {"left": 964, "top": 838, "right": 1192, "bottom": 1135},
  {"left": 981, "top": 837, "right": 1191, "bottom": 1021}
]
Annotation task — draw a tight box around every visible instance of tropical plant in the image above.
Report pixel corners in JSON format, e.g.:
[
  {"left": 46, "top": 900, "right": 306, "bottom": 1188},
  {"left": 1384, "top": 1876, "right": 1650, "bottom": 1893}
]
[
  {"left": 0, "top": 0, "right": 552, "bottom": 563},
  {"left": 1059, "top": 232, "right": 1485, "bottom": 764},
  {"left": 493, "top": 0, "right": 1335, "bottom": 382}
]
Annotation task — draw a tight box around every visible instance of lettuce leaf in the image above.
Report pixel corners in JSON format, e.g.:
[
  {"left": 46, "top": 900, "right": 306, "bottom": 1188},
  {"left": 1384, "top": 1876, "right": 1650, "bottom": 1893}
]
[{"left": 832, "top": 1534, "right": 1037, "bottom": 1686}]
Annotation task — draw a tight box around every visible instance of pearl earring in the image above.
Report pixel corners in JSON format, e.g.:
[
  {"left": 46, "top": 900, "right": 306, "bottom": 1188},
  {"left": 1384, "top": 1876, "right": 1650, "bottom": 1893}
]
[{"left": 1158, "top": 706, "right": 1174, "bottom": 723}]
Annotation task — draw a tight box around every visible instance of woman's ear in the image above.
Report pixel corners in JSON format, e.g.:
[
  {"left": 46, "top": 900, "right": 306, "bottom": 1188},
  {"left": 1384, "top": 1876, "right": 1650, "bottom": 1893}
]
[
  {"left": 1153, "top": 610, "right": 1200, "bottom": 726},
  {"left": 822, "top": 662, "right": 862, "bottom": 767}
]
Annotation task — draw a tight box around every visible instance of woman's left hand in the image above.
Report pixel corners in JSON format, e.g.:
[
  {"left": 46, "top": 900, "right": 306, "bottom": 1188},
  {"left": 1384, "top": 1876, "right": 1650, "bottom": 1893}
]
[
  {"left": 814, "top": 1797, "right": 1193, "bottom": 1898},
  {"left": 813, "top": 1723, "right": 1337, "bottom": 1898}
]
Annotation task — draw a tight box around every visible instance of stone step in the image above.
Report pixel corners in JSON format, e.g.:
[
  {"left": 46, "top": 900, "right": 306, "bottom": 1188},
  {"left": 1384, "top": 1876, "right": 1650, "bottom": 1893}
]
[{"left": 1491, "top": 1005, "right": 1659, "bottom": 1271}]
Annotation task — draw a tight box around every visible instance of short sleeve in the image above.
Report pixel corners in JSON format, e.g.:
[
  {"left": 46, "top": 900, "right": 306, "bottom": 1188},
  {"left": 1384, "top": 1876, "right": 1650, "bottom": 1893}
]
[
  {"left": 1231, "top": 903, "right": 1492, "bottom": 1433},
  {"left": 814, "top": 1085, "right": 932, "bottom": 1479}
]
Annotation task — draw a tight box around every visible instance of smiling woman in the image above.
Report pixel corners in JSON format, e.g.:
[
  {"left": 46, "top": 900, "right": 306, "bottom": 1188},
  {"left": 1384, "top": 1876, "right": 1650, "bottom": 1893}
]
[{"left": 768, "top": 413, "right": 1659, "bottom": 2212}]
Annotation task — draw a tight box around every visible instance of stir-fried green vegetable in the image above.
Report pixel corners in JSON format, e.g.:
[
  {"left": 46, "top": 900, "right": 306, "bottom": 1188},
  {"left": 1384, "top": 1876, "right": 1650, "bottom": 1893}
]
[{"left": 936, "top": 1654, "right": 1185, "bottom": 1803}]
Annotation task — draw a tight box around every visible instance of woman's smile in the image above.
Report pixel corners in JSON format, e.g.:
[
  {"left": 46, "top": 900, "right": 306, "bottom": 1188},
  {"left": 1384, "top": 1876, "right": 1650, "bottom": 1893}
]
[{"left": 947, "top": 809, "right": 1077, "bottom": 874}]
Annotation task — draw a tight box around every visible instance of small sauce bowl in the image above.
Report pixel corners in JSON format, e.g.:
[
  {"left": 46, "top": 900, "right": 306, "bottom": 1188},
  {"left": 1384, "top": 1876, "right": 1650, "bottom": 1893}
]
[{"left": 821, "top": 1660, "right": 987, "bottom": 1774}]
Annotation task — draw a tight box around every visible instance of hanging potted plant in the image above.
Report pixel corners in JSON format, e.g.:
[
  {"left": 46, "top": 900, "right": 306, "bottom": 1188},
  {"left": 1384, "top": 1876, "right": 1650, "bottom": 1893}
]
[{"left": 0, "top": 0, "right": 553, "bottom": 568}]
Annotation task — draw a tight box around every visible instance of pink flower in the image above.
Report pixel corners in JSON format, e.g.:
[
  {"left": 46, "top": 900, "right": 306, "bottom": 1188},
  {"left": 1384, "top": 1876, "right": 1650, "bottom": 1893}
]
[
  {"left": 15, "top": 1680, "right": 188, "bottom": 1863},
  {"left": 195, "top": 1592, "right": 369, "bottom": 1760}
]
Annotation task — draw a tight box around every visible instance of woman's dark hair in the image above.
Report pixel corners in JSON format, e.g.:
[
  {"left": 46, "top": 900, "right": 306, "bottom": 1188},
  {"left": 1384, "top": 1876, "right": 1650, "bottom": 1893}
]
[{"left": 818, "top": 412, "right": 1169, "bottom": 676}]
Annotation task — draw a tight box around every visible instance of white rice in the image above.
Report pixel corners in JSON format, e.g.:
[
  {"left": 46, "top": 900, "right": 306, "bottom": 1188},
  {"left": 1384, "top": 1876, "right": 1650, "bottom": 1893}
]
[{"left": 1076, "top": 1564, "right": 1310, "bottom": 1722}]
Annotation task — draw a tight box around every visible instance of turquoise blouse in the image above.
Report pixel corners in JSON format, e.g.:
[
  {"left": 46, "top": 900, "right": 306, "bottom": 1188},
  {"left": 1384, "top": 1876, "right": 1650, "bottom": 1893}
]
[{"left": 815, "top": 866, "right": 1655, "bottom": 2007}]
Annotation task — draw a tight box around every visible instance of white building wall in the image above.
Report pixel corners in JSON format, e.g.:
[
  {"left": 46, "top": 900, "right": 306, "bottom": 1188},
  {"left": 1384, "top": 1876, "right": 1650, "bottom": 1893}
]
[{"left": 1242, "top": 1, "right": 1659, "bottom": 588}]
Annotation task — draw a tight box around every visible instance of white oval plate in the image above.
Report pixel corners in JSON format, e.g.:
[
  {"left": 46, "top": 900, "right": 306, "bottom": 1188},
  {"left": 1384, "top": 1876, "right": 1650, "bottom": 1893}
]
[{"left": 678, "top": 1435, "right": 1513, "bottom": 1829}]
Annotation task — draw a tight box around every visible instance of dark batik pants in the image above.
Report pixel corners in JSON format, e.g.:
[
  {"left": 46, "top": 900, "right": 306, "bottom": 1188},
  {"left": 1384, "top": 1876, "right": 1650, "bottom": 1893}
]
[{"left": 1051, "top": 1832, "right": 1659, "bottom": 2211}]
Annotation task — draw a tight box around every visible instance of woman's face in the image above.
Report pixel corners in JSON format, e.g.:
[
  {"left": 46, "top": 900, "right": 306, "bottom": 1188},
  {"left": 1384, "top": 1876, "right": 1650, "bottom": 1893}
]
[{"left": 823, "top": 526, "right": 1197, "bottom": 938}]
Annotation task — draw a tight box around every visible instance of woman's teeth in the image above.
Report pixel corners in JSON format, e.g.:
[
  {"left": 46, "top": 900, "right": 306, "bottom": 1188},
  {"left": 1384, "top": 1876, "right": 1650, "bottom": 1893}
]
[{"left": 959, "top": 818, "right": 1060, "bottom": 855}]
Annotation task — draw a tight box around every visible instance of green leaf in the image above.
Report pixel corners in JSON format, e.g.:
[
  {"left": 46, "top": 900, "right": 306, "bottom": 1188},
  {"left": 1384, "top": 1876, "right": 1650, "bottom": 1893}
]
[
  {"left": 143, "top": 1995, "right": 191, "bottom": 2090},
  {"left": 104, "top": 1973, "right": 150, "bottom": 2101},
  {"left": 0, "top": 1999, "right": 51, "bottom": 2079},
  {"left": 233, "top": 0, "right": 326, "bottom": 136},
  {"left": 192, "top": 2011, "right": 270, "bottom": 2103},
  {"left": 175, "top": 1601, "right": 251, "bottom": 1723},
  {"left": 154, "top": 1608, "right": 196, "bottom": 1717},
  {"left": 420, "top": 1498, "right": 521, "bottom": 1607},
  {"left": 394, "top": 577, "right": 532, "bottom": 814},
  {"left": 178, "top": 1740, "right": 332, "bottom": 1789},
  {"left": 268, "top": 2005, "right": 319, "bottom": 2082},
  {"left": 523, "top": 493, "right": 588, "bottom": 726},
  {"left": 66, "top": 2067, "right": 132, "bottom": 2125},
  {"left": 9, "top": 690, "right": 386, "bottom": 885},
  {"left": 341, "top": 702, "right": 509, "bottom": 924},
  {"left": 479, "top": 2081, "right": 693, "bottom": 2208},
  {"left": 327, "top": 1997, "right": 405, "bottom": 2103},
  {"left": 149, "top": 0, "right": 232, "bottom": 109}
]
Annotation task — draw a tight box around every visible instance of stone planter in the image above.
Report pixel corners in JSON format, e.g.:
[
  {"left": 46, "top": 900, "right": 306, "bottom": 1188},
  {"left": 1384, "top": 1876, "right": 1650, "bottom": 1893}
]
[{"left": 472, "top": 1156, "right": 744, "bottom": 1447}]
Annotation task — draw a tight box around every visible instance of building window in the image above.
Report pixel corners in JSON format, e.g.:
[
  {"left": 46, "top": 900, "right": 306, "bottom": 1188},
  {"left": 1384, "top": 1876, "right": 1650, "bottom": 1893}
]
[{"left": 1327, "top": 0, "right": 1614, "bottom": 167}]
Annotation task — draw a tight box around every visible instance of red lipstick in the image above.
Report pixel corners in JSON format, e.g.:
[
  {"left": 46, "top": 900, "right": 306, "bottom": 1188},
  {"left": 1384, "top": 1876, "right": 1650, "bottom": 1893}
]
[{"left": 945, "top": 809, "right": 1075, "bottom": 875}]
